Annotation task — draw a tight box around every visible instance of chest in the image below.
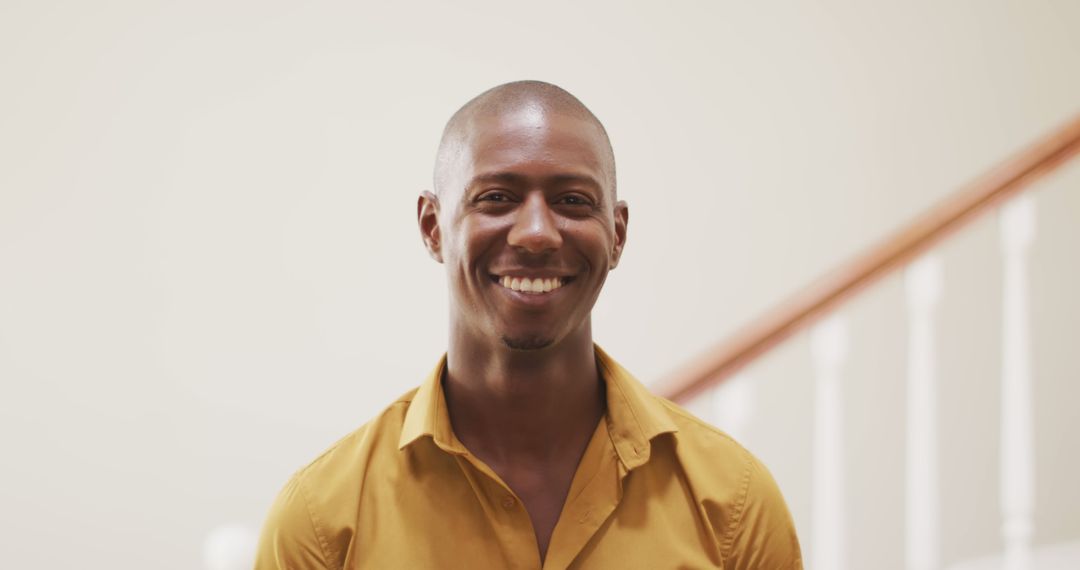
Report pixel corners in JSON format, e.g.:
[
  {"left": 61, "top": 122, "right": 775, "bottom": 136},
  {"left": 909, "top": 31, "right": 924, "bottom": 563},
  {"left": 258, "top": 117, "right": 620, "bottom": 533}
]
[
  {"left": 497, "top": 461, "right": 578, "bottom": 557},
  {"left": 343, "top": 452, "right": 725, "bottom": 569}
]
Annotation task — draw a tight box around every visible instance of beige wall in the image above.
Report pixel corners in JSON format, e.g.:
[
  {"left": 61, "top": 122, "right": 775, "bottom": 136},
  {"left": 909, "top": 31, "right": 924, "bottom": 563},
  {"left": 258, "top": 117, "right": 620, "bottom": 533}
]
[{"left": 1, "top": 1, "right": 1078, "bottom": 567}]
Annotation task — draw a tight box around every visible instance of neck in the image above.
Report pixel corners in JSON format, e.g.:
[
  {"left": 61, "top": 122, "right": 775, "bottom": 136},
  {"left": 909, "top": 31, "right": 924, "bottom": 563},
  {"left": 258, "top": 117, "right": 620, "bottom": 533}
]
[{"left": 442, "top": 320, "right": 604, "bottom": 463}]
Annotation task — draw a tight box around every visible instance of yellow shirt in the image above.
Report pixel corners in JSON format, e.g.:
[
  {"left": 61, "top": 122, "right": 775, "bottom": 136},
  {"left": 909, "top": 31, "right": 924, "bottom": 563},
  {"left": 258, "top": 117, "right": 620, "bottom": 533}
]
[{"left": 256, "top": 346, "right": 802, "bottom": 569}]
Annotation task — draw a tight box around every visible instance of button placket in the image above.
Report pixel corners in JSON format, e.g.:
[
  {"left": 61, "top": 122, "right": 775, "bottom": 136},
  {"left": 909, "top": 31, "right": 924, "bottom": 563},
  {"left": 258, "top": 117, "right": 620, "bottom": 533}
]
[{"left": 459, "top": 457, "right": 542, "bottom": 569}]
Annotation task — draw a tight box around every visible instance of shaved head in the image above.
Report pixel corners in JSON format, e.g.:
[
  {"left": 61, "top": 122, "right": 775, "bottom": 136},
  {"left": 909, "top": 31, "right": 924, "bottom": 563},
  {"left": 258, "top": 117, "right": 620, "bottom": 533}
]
[
  {"left": 416, "top": 79, "right": 630, "bottom": 356},
  {"left": 433, "top": 80, "right": 617, "bottom": 199}
]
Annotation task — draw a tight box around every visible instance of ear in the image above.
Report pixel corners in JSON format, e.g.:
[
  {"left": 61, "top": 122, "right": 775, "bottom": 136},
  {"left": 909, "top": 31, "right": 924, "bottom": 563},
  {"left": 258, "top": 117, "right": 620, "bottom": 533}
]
[
  {"left": 417, "top": 191, "right": 444, "bottom": 263},
  {"left": 609, "top": 200, "right": 629, "bottom": 269}
]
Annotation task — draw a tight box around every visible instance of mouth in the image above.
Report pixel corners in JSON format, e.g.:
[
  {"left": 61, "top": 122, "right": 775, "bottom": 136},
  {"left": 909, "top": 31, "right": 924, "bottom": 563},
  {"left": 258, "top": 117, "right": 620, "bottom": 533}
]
[{"left": 489, "top": 274, "right": 576, "bottom": 295}]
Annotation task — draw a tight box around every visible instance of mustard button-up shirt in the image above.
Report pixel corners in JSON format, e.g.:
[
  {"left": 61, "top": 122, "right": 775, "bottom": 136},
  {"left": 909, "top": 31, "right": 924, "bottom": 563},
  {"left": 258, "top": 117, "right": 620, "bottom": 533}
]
[{"left": 256, "top": 346, "right": 802, "bottom": 569}]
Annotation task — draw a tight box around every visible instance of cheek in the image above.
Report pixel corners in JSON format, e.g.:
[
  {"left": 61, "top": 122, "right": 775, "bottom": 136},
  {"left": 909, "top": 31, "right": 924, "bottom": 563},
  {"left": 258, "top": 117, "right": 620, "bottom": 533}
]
[
  {"left": 452, "top": 217, "right": 505, "bottom": 272},
  {"left": 567, "top": 221, "right": 615, "bottom": 259}
]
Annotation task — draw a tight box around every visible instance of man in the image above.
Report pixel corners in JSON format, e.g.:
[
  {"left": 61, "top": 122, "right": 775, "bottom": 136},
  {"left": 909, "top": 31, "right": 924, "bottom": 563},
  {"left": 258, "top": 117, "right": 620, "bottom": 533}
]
[{"left": 256, "top": 81, "right": 802, "bottom": 569}]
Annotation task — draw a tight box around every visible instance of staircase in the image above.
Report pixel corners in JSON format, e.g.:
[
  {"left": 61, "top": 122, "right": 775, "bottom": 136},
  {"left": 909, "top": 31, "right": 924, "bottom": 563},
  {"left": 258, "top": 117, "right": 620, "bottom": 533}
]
[{"left": 656, "top": 115, "right": 1080, "bottom": 570}]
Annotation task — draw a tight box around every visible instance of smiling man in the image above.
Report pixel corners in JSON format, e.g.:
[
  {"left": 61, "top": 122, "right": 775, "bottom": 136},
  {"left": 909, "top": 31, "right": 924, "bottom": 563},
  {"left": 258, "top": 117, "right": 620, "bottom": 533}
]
[{"left": 255, "top": 81, "right": 802, "bottom": 569}]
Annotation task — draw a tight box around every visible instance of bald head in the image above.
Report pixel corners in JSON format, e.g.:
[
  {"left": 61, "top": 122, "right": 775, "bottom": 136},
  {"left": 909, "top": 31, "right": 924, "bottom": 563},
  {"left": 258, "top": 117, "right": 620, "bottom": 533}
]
[{"left": 433, "top": 80, "right": 617, "bottom": 199}]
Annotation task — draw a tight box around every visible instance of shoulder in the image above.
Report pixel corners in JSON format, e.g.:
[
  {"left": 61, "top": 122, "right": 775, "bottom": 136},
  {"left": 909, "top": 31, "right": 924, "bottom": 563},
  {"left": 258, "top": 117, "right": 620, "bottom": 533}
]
[
  {"left": 653, "top": 397, "right": 763, "bottom": 512},
  {"left": 654, "top": 396, "right": 804, "bottom": 569},
  {"left": 296, "top": 387, "right": 419, "bottom": 487},
  {"left": 655, "top": 396, "right": 754, "bottom": 476},
  {"left": 254, "top": 388, "right": 420, "bottom": 570}
]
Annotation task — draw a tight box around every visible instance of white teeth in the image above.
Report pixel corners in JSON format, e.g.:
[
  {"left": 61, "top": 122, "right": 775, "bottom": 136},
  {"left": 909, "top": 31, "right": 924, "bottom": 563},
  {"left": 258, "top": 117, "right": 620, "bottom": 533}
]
[{"left": 497, "top": 276, "right": 565, "bottom": 295}]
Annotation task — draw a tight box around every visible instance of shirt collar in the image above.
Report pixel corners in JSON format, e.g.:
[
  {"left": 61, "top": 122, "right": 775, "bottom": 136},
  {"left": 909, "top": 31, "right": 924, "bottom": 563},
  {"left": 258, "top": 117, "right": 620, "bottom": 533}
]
[
  {"left": 593, "top": 344, "right": 679, "bottom": 469},
  {"left": 398, "top": 353, "right": 470, "bottom": 455},
  {"left": 398, "top": 345, "right": 678, "bottom": 469}
]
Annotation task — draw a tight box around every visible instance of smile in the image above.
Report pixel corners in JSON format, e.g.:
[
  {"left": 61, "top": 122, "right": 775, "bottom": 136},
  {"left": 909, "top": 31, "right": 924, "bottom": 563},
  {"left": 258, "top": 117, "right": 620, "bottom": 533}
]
[{"left": 492, "top": 275, "right": 572, "bottom": 295}]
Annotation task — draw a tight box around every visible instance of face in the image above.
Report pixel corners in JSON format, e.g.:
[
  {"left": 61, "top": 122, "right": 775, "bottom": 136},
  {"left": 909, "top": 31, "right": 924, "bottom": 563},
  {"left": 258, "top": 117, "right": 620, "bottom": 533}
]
[{"left": 418, "top": 105, "right": 628, "bottom": 351}]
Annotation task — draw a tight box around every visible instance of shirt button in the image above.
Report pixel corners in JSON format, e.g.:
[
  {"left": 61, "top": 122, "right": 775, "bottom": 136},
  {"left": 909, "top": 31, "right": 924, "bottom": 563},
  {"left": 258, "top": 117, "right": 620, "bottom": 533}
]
[{"left": 501, "top": 495, "right": 516, "bottom": 509}]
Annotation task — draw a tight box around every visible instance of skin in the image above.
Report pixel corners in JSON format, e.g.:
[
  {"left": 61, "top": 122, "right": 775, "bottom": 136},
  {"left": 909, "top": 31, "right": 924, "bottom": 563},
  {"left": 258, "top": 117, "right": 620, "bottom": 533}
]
[{"left": 417, "top": 100, "right": 628, "bottom": 562}]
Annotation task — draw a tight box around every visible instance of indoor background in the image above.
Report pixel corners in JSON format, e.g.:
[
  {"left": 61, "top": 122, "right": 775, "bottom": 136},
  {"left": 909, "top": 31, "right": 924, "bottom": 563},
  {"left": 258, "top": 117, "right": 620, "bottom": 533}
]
[{"left": 1, "top": 1, "right": 1078, "bottom": 568}]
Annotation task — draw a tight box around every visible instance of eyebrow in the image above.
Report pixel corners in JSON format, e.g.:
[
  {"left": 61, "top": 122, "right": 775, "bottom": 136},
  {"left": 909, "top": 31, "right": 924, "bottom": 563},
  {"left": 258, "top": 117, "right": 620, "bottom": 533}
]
[{"left": 467, "top": 172, "right": 604, "bottom": 191}]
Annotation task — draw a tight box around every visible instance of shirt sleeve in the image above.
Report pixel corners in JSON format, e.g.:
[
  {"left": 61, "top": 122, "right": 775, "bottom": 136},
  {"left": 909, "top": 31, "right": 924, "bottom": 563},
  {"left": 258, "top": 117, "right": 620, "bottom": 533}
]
[
  {"left": 254, "top": 474, "right": 332, "bottom": 570},
  {"left": 722, "top": 456, "right": 803, "bottom": 570}
]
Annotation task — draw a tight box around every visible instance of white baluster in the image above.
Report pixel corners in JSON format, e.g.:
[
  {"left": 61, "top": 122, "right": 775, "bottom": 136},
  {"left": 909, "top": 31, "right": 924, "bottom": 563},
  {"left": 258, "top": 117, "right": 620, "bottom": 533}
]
[
  {"left": 811, "top": 315, "right": 849, "bottom": 570},
  {"left": 999, "top": 195, "right": 1037, "bottom": 570},
  {"left": 905, "top": 254, "right": 944, "bottom": 570},
  {"left": 711, "top": 372, "right": 755, "bottom": 442}
]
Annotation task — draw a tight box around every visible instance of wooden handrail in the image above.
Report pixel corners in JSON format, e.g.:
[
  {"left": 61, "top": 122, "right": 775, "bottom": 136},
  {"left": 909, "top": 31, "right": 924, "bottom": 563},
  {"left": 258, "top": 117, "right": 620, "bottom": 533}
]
[{"left": 656, "top": 114, "right": 1080, "bottom": 403}]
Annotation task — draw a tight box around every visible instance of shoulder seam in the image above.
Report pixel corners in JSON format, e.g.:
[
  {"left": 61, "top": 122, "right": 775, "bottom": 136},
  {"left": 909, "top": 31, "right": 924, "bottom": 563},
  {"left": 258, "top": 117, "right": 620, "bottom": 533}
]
[
  {"left": 720, "top": 447, "right": 754, "bottom": 558},
  {"left": 296, "top": 471, "right": 337, "bottom": 570}
]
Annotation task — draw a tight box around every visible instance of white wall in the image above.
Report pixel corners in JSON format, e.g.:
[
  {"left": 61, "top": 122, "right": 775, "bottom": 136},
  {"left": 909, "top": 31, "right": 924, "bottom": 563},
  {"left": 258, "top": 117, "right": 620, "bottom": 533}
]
[{"left": 2, "top": 1, "right": 1078, "bottom": 567}]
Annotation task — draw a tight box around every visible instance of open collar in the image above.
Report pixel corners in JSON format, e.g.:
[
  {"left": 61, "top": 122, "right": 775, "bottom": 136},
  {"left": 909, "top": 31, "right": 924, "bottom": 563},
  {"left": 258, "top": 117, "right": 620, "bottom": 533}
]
[{"left": 398, "top": 344, "right": 678, "bottom": 469}]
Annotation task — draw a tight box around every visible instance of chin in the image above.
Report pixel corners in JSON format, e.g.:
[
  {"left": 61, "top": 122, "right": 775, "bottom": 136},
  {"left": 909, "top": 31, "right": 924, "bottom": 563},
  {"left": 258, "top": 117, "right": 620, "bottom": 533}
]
[{"left": 500, "top": 334, "right": 555, "bottom": 351}]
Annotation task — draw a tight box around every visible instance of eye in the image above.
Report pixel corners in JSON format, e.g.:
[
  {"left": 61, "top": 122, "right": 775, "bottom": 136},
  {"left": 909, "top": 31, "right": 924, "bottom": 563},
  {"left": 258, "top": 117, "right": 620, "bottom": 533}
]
[
  {"left": 558, "top": 193, "right": 593, "bottom": 206},
  {"left": 477, "top": 190, "right": 513, "bottom": 203}
]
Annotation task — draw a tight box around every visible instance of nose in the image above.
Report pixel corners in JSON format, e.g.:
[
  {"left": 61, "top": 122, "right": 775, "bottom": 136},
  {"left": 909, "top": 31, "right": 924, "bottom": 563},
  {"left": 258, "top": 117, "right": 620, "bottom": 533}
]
[{"left": 507, "top": 192, "right": 563, "bottom": 253}]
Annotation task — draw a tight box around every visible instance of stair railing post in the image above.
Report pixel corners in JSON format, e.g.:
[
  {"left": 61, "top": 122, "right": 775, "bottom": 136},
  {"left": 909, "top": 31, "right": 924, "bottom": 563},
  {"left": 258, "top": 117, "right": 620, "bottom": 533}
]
[
  {"left": 904, "top": 254, "right": 943, "bottom": 570},
  {"left": 999, "top": 194, "right": 1036, "bottom": 570},
  {"left": 811, "top": 315, "right": 849, "bottom": 570}
]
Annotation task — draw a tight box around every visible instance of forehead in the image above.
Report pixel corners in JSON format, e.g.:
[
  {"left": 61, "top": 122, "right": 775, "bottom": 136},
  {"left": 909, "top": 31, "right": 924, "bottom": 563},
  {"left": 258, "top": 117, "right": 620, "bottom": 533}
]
[{"left": 458, "top": 107, "right": 611, "bottom": 188}]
